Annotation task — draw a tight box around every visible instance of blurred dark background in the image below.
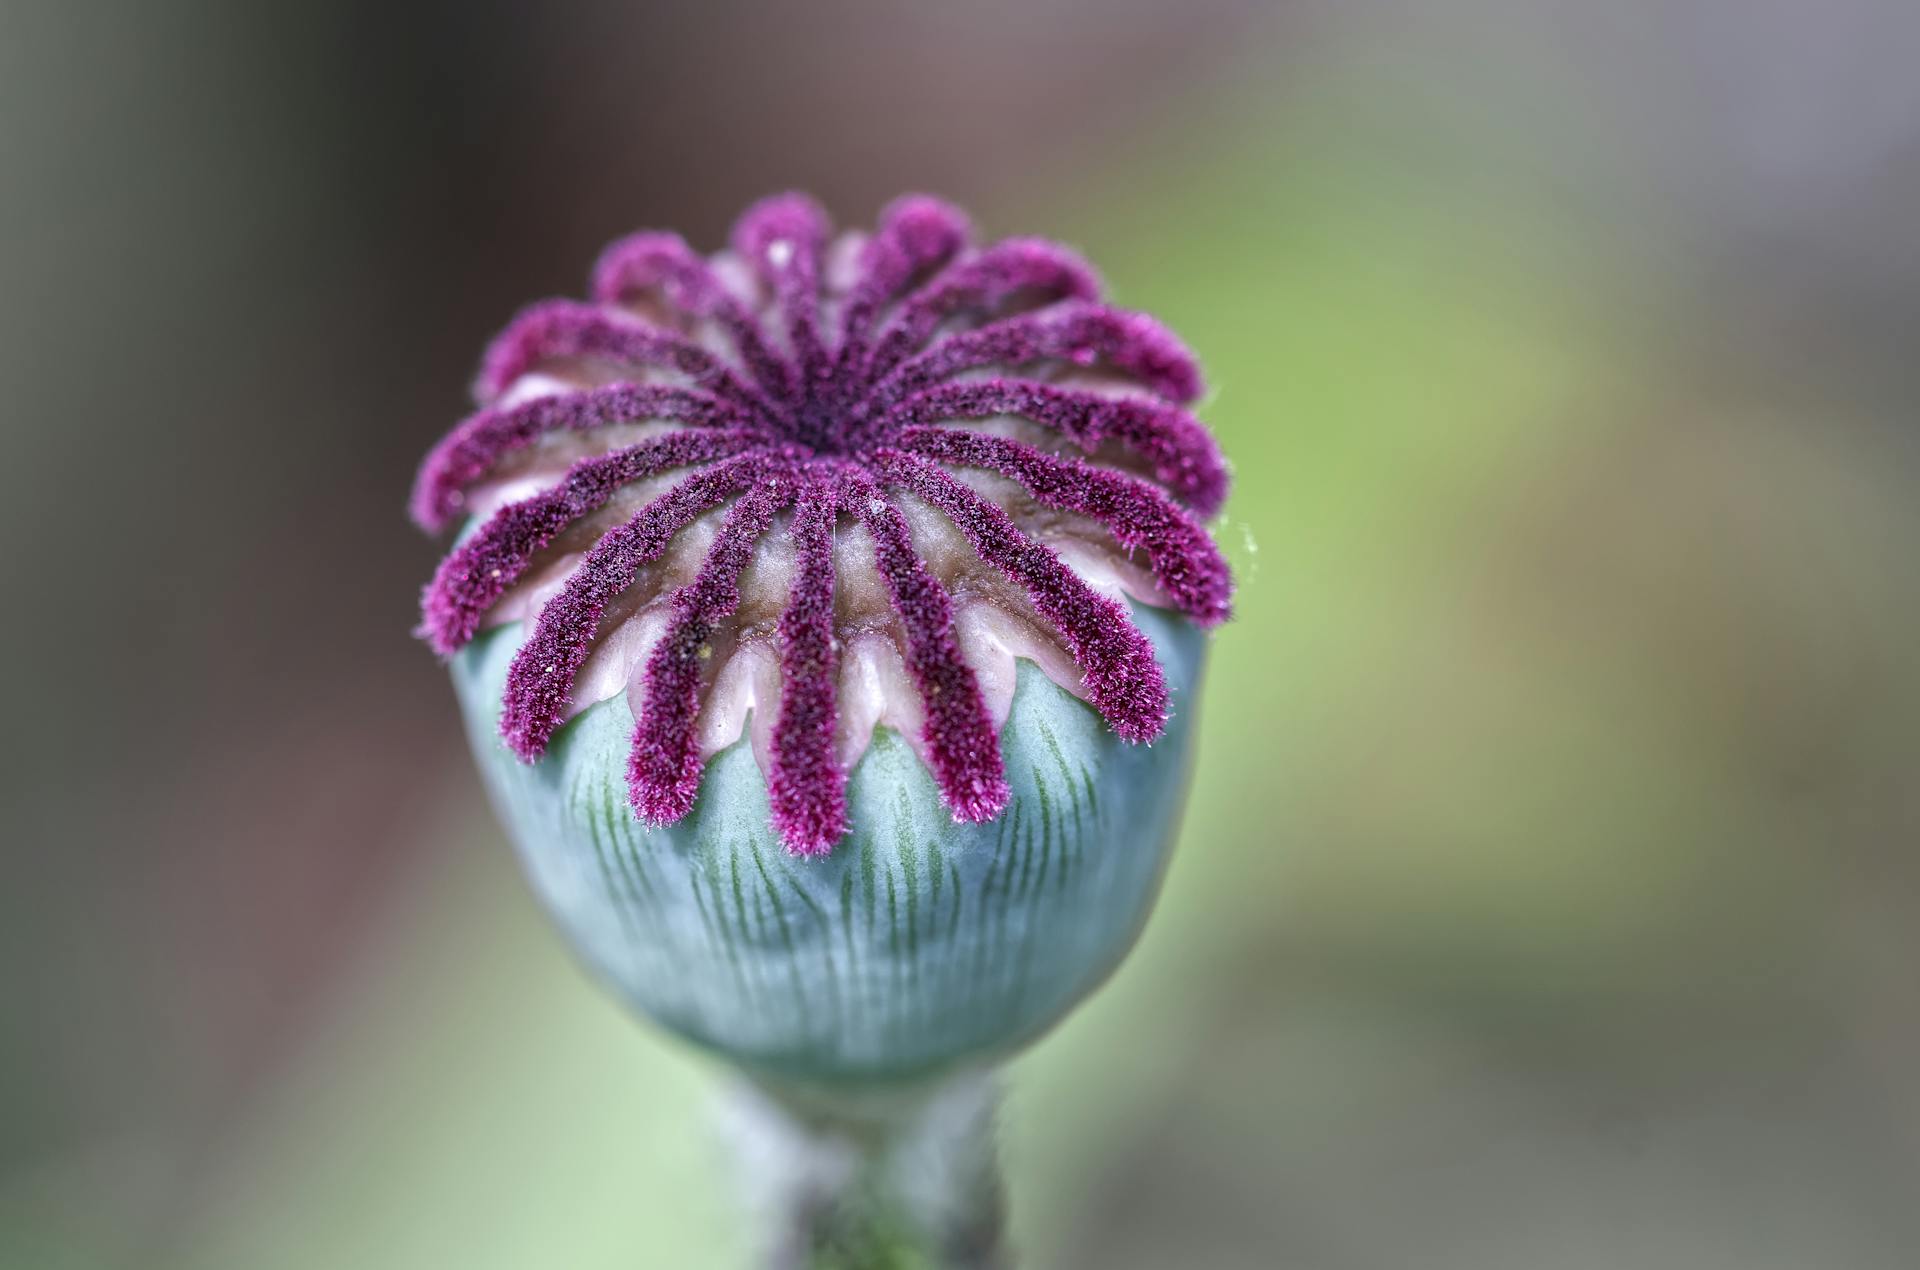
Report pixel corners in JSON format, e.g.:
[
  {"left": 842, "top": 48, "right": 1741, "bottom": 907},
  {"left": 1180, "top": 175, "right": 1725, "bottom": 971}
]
[{"left": 3, "top": 2, "right": 1917, "bottom": 1266}]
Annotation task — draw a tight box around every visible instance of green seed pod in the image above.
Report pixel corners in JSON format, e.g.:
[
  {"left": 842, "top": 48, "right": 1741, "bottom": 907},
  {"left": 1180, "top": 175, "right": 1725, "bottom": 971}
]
[
  {"left": 453, "top": 602, "right": 1206, "bottom": 1083},
  {"left": 412, "top": 193, "right": 1232, "bottom": 1261}
]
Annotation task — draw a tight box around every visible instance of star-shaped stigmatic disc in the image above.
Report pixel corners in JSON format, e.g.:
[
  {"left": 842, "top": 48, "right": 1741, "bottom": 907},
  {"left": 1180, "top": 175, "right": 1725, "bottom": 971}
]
[{"left": 415, "top": 194, "right": 1231, "bottom": 855}]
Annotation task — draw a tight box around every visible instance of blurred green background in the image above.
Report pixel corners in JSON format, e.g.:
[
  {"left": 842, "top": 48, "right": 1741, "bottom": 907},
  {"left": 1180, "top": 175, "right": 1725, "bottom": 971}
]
[{"left": 4, "top": 2, "right": 1918, "bottom": 1267}]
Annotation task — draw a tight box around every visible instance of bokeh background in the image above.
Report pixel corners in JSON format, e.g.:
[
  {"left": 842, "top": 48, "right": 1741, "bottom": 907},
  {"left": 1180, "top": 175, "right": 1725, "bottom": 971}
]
[{"left": 5, "top": 1, "right": 1919, "bottom": 1266}]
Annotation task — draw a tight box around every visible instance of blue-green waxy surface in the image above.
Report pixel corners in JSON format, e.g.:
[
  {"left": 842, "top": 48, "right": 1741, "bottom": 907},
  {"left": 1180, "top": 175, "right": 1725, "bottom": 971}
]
[{"left": 452, "top": 603, "right": 1207, "bottom": 1084}]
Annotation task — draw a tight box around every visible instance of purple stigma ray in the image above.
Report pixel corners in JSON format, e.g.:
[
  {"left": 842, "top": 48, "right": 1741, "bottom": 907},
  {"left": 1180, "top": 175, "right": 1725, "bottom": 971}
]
[
  {"left": 843, "top": 468, "right": 1012, "bottom": 823},
  {"left": 500, "top": 453, "right": 774, "bottom": 761},
  {"left": 476, "top": 300, "right": 781, "bottom": 422},
  {"left": 411, "top": 384, "right": 759, "bottom": 532},
  {"left": 415, "top": 194, "right": 1234, "bottom": 855},
  {"left": 862, "top": 239, "right": 1102, "bottom": 385},
  {"left": 888, "top": 379, "right": 1228, "bottom": 517},
  {"left": 875, "top": 452, "right": 1170, "bottom": 745},
  {"left": 768, "top": 480, "right": 848, "bottom": 855},
  {"left": 589, "top": 232, "right": 797, "bottom": 407},
  {"left": 421, "top": 430, "right": 758, "bottom": 656},
  {"left": 837, "top": 196, "right": 972, "bottom": 357},
  {"left": 629, "top": 474, "right": 796, "bottom": 825},
  {"left": 733, "top": 193, "right": 833, "bottom": 391},
  {"left": 894, "top": 427, "right": 1232, "bottom": 626},
  {"left": 866, "top": 301, "right": 1204, "bottom": 418},
  {"left": 592, "top": 232, "right": 734, "bottom": 314}
]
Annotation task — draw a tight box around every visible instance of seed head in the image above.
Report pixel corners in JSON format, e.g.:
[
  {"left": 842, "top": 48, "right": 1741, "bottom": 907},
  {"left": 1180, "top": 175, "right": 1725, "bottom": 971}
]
[{"left": 414, "top": 193, "right": 1232, "bottom": 857}]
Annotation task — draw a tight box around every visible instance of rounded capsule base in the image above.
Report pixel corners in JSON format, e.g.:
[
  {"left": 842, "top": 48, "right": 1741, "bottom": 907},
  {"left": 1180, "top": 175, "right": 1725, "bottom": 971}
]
[{"left": 453, "top": 602, "right": 1208, "bottom": 1084}]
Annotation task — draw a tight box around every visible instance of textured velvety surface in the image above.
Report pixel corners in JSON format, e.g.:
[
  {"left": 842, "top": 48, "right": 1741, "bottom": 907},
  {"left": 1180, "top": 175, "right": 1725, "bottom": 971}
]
[{"left": 414, "top": 193, "right": 1232, "bottom": 854}]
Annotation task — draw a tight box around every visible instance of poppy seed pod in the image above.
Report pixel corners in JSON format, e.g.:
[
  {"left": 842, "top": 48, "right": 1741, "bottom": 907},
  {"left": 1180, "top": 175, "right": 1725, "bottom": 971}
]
[{"left": 415, "top": 193, "right": 1232, "bottom": 1085}]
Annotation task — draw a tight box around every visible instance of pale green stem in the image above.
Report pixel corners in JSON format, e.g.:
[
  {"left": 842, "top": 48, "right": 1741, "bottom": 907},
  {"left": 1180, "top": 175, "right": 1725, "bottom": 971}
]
[{"left": 723, "top": 1069, "right": 1009, "bottom": 1270}]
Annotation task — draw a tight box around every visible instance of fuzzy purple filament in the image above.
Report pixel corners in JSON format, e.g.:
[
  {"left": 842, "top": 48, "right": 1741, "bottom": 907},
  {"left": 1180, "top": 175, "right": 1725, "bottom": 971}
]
[
  {"left": 842, "top": 464, "right": 1011, "bottom": 824},
  {"left": 412, "top": 384, "right": 758, "bottom": 533},
  {"left": 416, "top": 193, "right": 1233, "bottom": 854},
  {"left": 628, "top": 473, "right": 795, "bottom": 824},
  {"left": 891, "top": 426, "right": 1232, "bottom": 625},
  {"left": 872, "top": 451, "right": 1170, "bottom": 744},
  {"left": 420, "top": 429, "right": 758, "bottom": 653},
  {"left": 767, "top": 480, "right": 849, "bottom": 854}
]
